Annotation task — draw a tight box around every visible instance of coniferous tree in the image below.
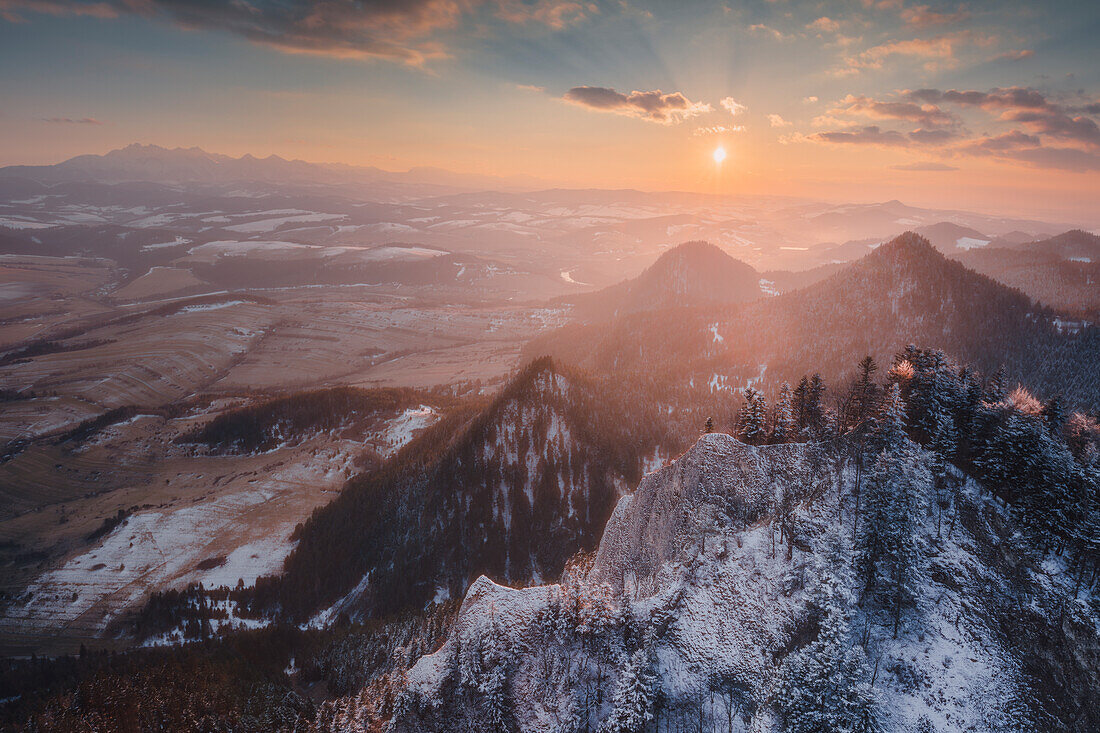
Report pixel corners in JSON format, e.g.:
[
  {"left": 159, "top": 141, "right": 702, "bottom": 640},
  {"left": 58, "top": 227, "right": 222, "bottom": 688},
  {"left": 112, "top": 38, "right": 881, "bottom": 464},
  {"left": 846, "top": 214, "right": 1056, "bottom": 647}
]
[
  {"left": 738, "top": 387, "right": 767, "bottom": 445},
  {"left": 806, "top": 373, "right": 827, "bottom": 436},
  {"left": 857, "top": 401, "right": 928, "bottom": 635},
  {"left": 772, "top": 382, "right": 796, "bottom": 443},
  {"left": 776, "top": 531, "right": 878, "bottom": 733},
  {"left": 1041, "top": 395, "right": 1067, "bottom": 436},
  {"left": 793, "top": 377, "right": 810, "bottom": 433},
  {"left": 847, "top": 356, "right": 879, "bottom": 430},
  {"left": 600, "top": 649, "right": 656, "bottom": 733},
  {"left": 986, "top": 365, "right": 1009, "bottom": 403}
]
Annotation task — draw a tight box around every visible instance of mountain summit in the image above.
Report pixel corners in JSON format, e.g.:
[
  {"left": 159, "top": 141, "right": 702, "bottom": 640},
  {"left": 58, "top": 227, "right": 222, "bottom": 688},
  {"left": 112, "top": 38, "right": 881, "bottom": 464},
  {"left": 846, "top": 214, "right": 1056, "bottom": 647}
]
[{"left": 566, "top": 240, "right": 763, "bottom": 320}]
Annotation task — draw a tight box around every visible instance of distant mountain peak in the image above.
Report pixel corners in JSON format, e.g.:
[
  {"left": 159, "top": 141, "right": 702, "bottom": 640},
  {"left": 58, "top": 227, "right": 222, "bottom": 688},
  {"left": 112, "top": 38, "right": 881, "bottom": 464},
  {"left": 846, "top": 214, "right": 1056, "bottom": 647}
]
[
  {"left": 871, "top": 231, "right": 941, "bottom": 261},
  {"left": 564, "top": 240, "right": 763, "bottom": 320}
]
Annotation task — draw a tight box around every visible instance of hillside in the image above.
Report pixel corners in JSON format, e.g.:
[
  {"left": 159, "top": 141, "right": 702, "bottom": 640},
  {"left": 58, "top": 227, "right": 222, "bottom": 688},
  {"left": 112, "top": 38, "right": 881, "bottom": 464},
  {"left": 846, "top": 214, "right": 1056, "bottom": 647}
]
[
  {"left": 1014, "top": 229, "right": 1100, "bottom": 260},
  {"left": 528, "top": 232, "right": 1100, "bottom": 409},
  {"left": 562, "top": 241, "right": 764, "bottom": 320},
  {"left": 247, "top": 359, "right": 692, "bottom": 623},
  {"left": 953, "top": 230, "right": 1100, "bottom": 317}
]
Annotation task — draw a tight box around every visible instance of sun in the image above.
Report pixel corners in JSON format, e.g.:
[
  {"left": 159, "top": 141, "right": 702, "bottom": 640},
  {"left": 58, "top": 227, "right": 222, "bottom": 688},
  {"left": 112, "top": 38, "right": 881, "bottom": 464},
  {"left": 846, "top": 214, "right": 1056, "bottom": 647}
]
[{"left": 712, "top": 146, "right": 727, "bottom": 164}]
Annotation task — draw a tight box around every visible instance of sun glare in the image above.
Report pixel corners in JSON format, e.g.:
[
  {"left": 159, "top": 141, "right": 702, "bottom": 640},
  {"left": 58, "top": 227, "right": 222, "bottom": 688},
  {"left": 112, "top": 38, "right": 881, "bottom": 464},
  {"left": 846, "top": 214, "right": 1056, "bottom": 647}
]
[{"left": 712, "top": 146, "right": 726, "bottom": 164}]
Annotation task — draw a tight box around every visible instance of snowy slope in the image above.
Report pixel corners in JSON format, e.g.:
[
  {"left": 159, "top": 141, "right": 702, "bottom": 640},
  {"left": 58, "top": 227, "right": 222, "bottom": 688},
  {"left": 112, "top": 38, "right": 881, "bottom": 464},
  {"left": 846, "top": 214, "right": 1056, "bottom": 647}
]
[{"left": 396, "top": 433, "right": 1098, "bottom": 732}]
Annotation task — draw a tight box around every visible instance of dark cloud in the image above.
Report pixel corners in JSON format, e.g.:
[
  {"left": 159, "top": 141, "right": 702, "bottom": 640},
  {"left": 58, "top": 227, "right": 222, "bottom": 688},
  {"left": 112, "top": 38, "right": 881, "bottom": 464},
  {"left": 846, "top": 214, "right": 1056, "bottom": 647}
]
[
  {"left": 562, "top": 86, "right": 711, "bottom": 124},
  {"left": 907, "top": 127, "right": 958, "bottom": 144},
  {"left": 903, "top": 87, "right": 1100, "bottom": 149},
  {"left": 958, "top": 130, "right": 1040, "bottom": 154},
  {"left": 905, "top": 86, "right": 1051, "bottom": 111},
  {"left": 0, "top": 0, "right": 593, "bottom": 66},
  {"left": 809, "top": 126, "right": 910, "bottom": 146},
  {"left": 1004, "top": 109, "right": 1100, "bottom": 148}
]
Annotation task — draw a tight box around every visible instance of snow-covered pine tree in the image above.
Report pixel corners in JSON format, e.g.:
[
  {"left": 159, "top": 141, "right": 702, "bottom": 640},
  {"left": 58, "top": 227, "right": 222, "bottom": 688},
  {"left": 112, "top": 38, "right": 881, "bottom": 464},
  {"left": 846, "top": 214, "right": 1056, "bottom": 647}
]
[
  {"left": 877, "top": 383, "right": 908, "bottom": 450},
  {"left": 855, "top": 437, "right": 928, "bottom": 635},
  {"left": 738, "top": 387, "right": 767, "bottom": 445},
  {"left": 775, "top": 529, "right": 878, "bottom": 733},
  {"left": 478, "top": 614, "right": 513, "bottom": 733},
  {"left": 772, "top": 382, "right": 796, "bottom": 444},
  {"left": 600, "top": 648, "right": 656, "bottom": 733}
]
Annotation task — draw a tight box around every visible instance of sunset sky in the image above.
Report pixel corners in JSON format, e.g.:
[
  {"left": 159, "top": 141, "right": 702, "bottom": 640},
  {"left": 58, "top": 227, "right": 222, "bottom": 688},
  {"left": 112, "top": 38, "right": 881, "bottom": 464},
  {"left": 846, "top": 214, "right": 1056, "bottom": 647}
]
[{"left": 2, "top": 0, "right": 1099, "bottom": 220}]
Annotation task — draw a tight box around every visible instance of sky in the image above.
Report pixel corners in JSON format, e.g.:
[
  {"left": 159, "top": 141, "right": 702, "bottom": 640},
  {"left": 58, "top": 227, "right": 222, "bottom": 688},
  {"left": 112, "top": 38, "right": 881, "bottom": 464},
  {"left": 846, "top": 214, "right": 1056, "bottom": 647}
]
[{"left": 1, "top": 0, "right": 1099, "bottom": 221}]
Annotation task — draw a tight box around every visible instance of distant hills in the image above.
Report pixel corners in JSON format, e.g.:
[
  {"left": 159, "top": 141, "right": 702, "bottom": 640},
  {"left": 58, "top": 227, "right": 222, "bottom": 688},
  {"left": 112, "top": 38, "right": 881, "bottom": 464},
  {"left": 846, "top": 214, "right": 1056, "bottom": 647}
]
[
  {"left": 0, "top": 143, "right": 544, "bottom": 195},
  {"left": 954, "top": 229, "right": 1100, "bottom": 317}
]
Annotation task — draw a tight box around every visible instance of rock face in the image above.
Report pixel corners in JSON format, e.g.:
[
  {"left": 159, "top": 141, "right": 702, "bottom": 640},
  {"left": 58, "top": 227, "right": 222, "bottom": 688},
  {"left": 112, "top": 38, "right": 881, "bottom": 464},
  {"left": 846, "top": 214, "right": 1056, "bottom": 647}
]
[
  {"left": 397, "top": 432, "right": 1098, "bottom": 733},
  {"left": 592, "top": 434, "right": 819, "bottom": 597}
]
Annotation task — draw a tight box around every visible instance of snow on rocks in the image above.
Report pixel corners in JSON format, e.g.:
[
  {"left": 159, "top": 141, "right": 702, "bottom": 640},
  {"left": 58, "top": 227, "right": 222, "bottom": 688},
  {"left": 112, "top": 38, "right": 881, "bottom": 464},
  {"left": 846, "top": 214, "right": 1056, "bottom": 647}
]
[
  {"left": 593, "top": 433, "right": 814, "bottom": 597},
  {"left": 396, "top": 431, "right": 1046, "bottom": 732}
]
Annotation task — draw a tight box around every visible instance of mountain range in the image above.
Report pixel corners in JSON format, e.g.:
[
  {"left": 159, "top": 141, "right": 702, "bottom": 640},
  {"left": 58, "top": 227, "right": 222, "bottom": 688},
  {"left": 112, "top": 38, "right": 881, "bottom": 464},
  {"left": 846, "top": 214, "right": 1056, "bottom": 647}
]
[{"left": 529, "top": 232, "right": 1100, "bottom": 410}]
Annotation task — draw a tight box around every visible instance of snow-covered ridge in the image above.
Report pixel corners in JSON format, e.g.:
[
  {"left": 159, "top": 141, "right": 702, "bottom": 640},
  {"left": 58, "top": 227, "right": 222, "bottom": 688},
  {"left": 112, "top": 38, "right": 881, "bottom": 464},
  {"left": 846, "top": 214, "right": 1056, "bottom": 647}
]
[
  {"left": 396, "top": 430, "right": 1082, "bottom": 731},
  {"left": 592, "top": 434, "right": 815, "bottom": 597}
]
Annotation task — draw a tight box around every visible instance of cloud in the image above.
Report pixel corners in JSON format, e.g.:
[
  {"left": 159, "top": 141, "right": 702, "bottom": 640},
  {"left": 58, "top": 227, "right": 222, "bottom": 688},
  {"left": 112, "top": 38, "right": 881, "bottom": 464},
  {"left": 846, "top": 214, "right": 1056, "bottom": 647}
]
[
  {"left": 905, "top": 86, "right": 1100, "bottom": 148},
  {"left": 515, "top": 83, "right": 545, "bottom": 93},
  {"left": 905, "top": 86, "right": 1047, "bottom": 110},
  {"left": 806, "top": 124, "right": 956, "bottom": 147},
  {"left": 803, "top": 96, "right": 819, "bottom": 104},
  {"left": 958, "top": 130, "right": 1040, "bottom": 154},
  {"left": 40, "top": 116, "right": 102, "bottom": 124},
  {"left": 890, "top": 161, "right": 959, "bottom": 171},
  {"left": 720, "top": 97, "right": 747, "bottom": 116},
  {"left": 494, "top": 0, "right": 595, "bottom": 30},
  {"left": 0, "top": 0, "right": 117, "bottom": 22},
  {"left": 0, "top": 0, "right": 595, "bottom": 67},
  {"left": 693, "top": 125, "right": 745, "bottom": 136},
  {"left": 901, "top": 4, "right": 970, "bottom": 28},
  {"left": 838, "top": 33, "right": 988, "bottom": 75},
  {"left": 1009, "top": 147, "right": 1100, "bottom": 172},
  {"left": 562, "top": 86, "right": 712, "bottom": 124},
  {"left": 1004, "top": 109, "right": 1100, "bottom": 148},
  {"left": 832, "top": 93, "right": 958, "bottom": 128},
  {"left": 994, "top": 49, "right": 1034, "bottom": 62},
  {"left": 748, "top": 23, "right": 789, "bottom": 41},
  {"left": 804, "top": 86, "right": 1100, "bottom": 172},
  {"left": 907, "top": 127, "right": 959, "bottom": 144},
  {"left": 807, "top": 16, "right": 839, "bottom": 33},
  {"left": 767, "top": 113, "right": 791, "bottom": 127},
  {"left": 810, "top": 125, "right": 909, "bottom": 146}
]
